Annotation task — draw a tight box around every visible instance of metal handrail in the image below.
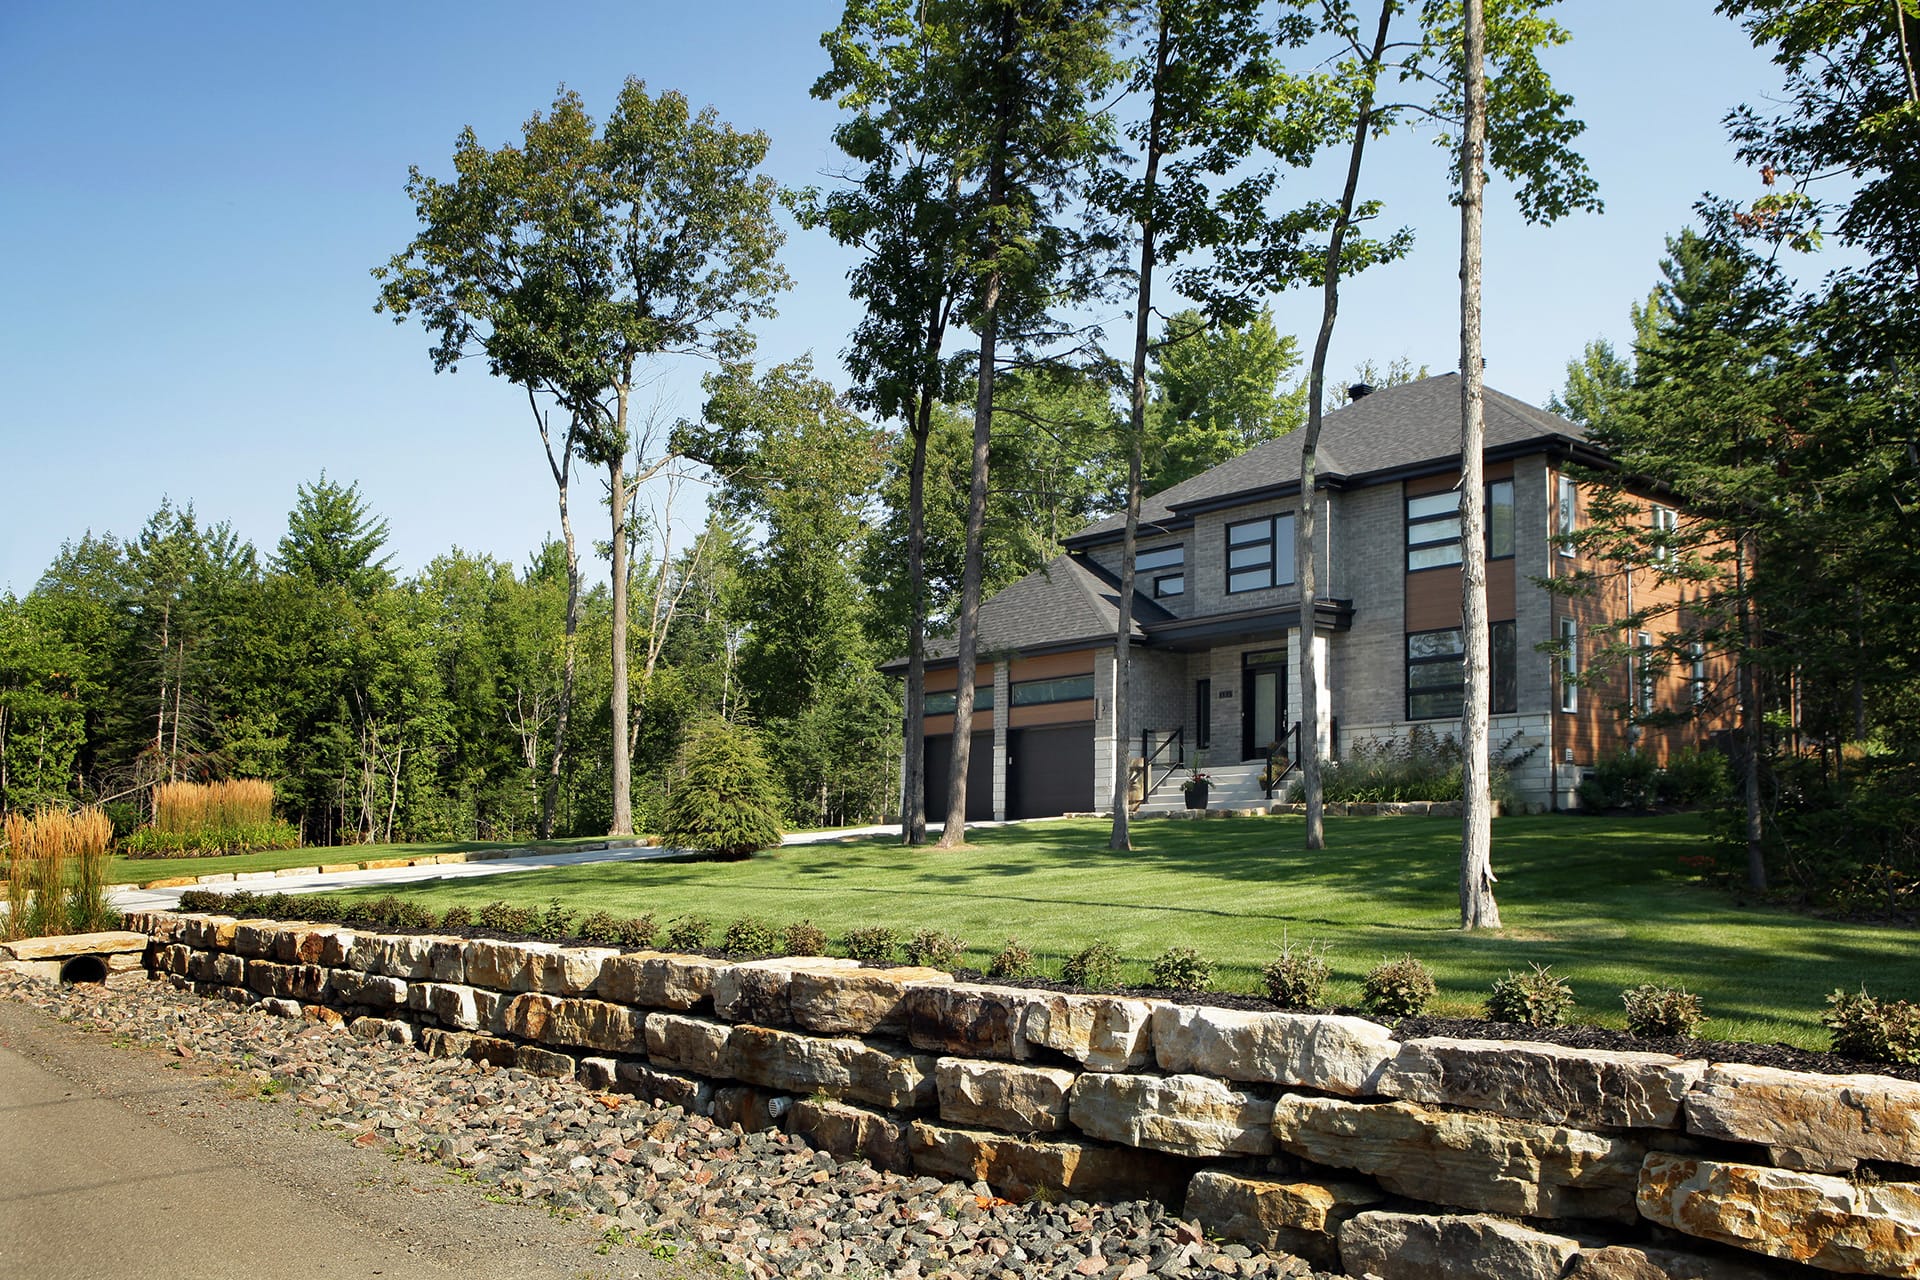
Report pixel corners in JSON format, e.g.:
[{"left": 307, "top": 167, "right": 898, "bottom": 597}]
[
  {"left": 1265, "top": 722, "right": 1302, "bottom": 798},
  {"left": 1137, "top": 727, "right": 1185, "bottom": 809}
]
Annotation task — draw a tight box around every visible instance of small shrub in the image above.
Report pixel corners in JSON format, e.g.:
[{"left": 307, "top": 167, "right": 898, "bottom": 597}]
[
  {"left": 1147, "top": 946, "right": 1214, "bottom": 992},
  {"left": 1486, "top": 963, "right": 1576, "bottom": 1027},
  {"left": 987, "top": 937, "right": 1035, "bottom": 979},
  {"left": 1262, "top": 937, "right": 1331, "bottom": 1010},
  {"left": 1062, "top": 940, "right": 1122, "bottom": 991},
  {"left": 1661, "top": 747, "right": 1730, "bottom": 805},
  {"left": 392, "top": 900, "right": 436, "bottom": 930},
  {"left": 1580, "top": 748, "right": 1661, "bottom": 812},
  {"left": 660, "top": 721, "right": 786, "bottom": 858},
  {"left": 176, "top": 888, "right": 224, "bottom": 913},
  {"left": 1622, "top": 982, "right": 1706, "bottom": 1038},
  {"left": 1824, "top": 987, "right": 1920, "bottom": 1065},
  {"left": 438, "top": 904, "right": 474, "bottom": 931},
  {"left": 842, "top": 925, "right": 900, "bottom": 964},
  {"left": 616, "top": 914, "right": 657, "bottom": 951},
  {"left": 722, "top": 916, "right": 781, "bottom": 956},
  {"left": 302, "top": 895, "right": 344, "bottom": 921},
  {"left": 784, "top": 920, "right": 828, "bottom": 957},
  {"left": 477, "top": 899, "right": 538, "bottom": 934},
  {"left": 1361, "top": 955, "right": 1437, "bottom": 1018},
  {"left": 576, "top": 910, "right": 622, "bottom": 946},
  {"left": 903, "top": 929, "right": 966, "bottom": 970},
  {"left": 540, "top": 897, "right": 578, "bottom": 938},
  {"left": 661, "top": 915, "right": 711, "bottom": 952}
]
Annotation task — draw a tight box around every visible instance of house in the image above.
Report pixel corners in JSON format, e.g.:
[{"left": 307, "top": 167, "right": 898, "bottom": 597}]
[{"left": 892, "top": 374, "right": 1729, "bottom": 820}]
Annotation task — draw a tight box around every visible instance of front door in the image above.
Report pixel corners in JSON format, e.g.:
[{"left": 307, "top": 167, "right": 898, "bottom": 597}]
[{"left": 1241, "top": 648, "right": 1287, "bottom": 761}]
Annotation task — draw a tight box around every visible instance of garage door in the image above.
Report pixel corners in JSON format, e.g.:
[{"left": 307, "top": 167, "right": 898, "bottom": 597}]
[
  {"left": 924, "top": 731, "right": 993, "bottom": 824},
  {"left": 1008, "top": 723, "right": 1093, "bottom": 819}
]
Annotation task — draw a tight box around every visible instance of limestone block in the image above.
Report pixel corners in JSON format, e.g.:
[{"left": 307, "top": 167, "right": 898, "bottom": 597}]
[
  {"left": 312, "top": 928, "right": 363, "bottom": 969},
  {"left": 643, "top": 1012, "right": 737, "bottom": 1078},
  {"left": 156, "top": 943, "right": 191, "bottom": 976},
  {"left": 597, "top": 951, "right": 728, "bottom": 1010},
  {"left": 259, "top": 997, "right": 302, "bottom": 1019},
  {"left": 332, "top": 971, "right": 408, "bottom": 1010},
  {"left": 0, "top": 930, "right": 151, "bottom": 961},
  {"left": 1378, "top": 1036, "right": 1705, "bottom": 1130},
  {"left": 907, "top": 1121, "right": 1186, "bottom": 1205},
  {"left": 1270, "top": 1095, "right": 1644, "bottom": 1222},
  {"left": 712, "top": 956, "right": 866, "bottom": 1026},
  {"left": 349, "top": 1015, "right": 416, "bottom": 1046},
  {"left": 244, "top": 960, "right": 329, "bottom": 1003},
  {"left": 1566, "top": 1244, "right": 1782, "bottom": 1280},
  {"left": 369, "top": 933, "right": 466, "bottom": 983},
  {"left": 419, "top": 1028, "right": 472, "bottom": 1059},
  {"left": 187, "top": 950, "right": 243, "bottom": 986},
  {"left": 787, "top": 1098, "right": 912, "bottom": 1173},
  {"left": 529, "top": 945, "right": 616, "bottom": 996},
  {"left": 230, "top": 921, "right": 280, "bottom": 957},
  {"left": 1070, "top": 1073, "right": 1275, "bottom": 1157},
  {"left": 272, "top": 925, "right": 337, "bottom": 965},
  {"left": 905, "top": 982, "right": 1025, "bottom": 1058},
  {"left": 1020, "top": 992, "right": 1158, "bottom": 1073},
  {"left": 515, "top": 1045, "right": 576, "bottom": 1078},
  {"left": 406, "top": 982, "right": 482, "bottom": 1031},
  {"left": 616, "top": 1061, "right": 714, "bottom": 1115},
  {"left": 1185, "top": 1171, "right": 1384, "bottom": 1271},
  {"left": 1338, "top": 1211, "right": 1582, "bottom": 1280},
  {"left": 462, "top": 939, "right": 555, "bottom": 993},
  {"left": 1638, "top": 1152, "right": 1920, "bottom": 1276},
  {"left": 935, "top": 1058, "right": 1077, "bottom": 1133},
  {"left": 729, "top": 1024, "right": 935, "bottom": 1109},
  {"left": 1684, "top": 1063, "right": 1920, "bottom": 1174},
  {"left": 575, "top": 1057, "right": 618, "bottom": 1091},
  {"left": 1151, "top": 1004, "right": 1397, "bottom": 1097},
  {"left": 790, "top": 965, "right": 951, "bottom": 1037},
  {"left": 462, "top": 1035, "right": 520, "bottom": 1069},
  {"left": 302, "top": 1004, "right": 345, "bottom": 1029},
  {"left": 501, "top": 993, "right": 645, "bottom": 1054}
]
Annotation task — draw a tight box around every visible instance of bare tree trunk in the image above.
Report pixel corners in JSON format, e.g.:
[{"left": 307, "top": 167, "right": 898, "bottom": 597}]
[
  {"left": 940, "top": 270, "right": 997, "bottom": 849},
  {"left": 1300, "top": 0, "right": 1395, "bottom": 852},
  {"left": 154, "top": 601, "right": 170, "bottom": 770},
  {"left": 1458, "top": 0, "right": 1501, "bottom": 931},
  {"left": 609, "top": 415, "right": 633, "bottom": 836},
  {"left": 903, "top": 387, "right": 934, "bottom": 845},
  {"left": 535, "top": 393, "right": 582, "bottom": 841},
  {"left": 1737, "top": 534, "right": 1768, "bottom": 891}
]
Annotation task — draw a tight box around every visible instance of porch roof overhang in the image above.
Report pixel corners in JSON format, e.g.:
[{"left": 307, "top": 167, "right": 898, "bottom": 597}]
[{"left": 1140, "top": 598, "right": 1354, "bottom": 652}]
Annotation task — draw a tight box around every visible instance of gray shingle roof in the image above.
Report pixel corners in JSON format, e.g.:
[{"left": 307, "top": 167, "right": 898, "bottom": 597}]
[
  {"left": 1068, "top": 373, "right": 1588, "bottom": 544},
  {"left": 899, "top": 554, "right": 1174, "bottom": 668}
]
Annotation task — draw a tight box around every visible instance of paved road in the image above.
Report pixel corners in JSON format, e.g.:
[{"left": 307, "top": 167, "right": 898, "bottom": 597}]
[{"left": 0, "top": 997, "right": 678, "bottom": 1280}]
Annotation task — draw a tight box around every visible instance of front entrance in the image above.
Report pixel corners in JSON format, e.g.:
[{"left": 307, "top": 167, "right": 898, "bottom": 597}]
[{"left": 1241, "top": 647, "right": 1287, "bottom": 761}]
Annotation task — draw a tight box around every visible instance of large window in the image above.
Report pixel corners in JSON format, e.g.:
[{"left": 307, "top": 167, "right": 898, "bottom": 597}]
[
  {"left": 1226, "top": 514, "right": 1296, "bottom": 594},
  {"left": 1556, "top": 476, "right": 1579, "bottom": 556},
  {"left": 1404, "top": 480, "right": 1514, "bottom": 571},
  {"left": 1559, "top": 618, "right": 1579, "bottom": 712},
  {"left": 1136, "top": 543, "right": 1185, "bottom": 598},
  {"left": 1406, "top": 622, "right": 1517, "bottom": 720}
]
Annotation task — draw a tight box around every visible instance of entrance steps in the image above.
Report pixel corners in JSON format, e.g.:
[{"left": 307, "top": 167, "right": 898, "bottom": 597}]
[{"left": 1133, "top": 761, "right": 1294, "bottom": 817}]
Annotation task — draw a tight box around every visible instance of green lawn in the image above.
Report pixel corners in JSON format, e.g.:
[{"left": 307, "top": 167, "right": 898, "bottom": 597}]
[
  {"left": 326, "top": 813, "right": 1920, "bottom": 1050},
  {"left": 96, "top": 835, "right": 632, "bottom": 886}
]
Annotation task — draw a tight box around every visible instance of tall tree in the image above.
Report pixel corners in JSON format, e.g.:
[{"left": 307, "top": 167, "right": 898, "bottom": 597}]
[
  {"left": 376, "top": 80, "right": 788, "bottom": 837},
  {"left": 1146, "top": 309, "right": 1305, "bottom": 495}
]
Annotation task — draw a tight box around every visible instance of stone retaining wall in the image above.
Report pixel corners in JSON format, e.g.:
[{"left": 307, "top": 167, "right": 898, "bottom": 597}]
[{"left": 130, "top": 911, "right": 1919, "bottom": 1279}]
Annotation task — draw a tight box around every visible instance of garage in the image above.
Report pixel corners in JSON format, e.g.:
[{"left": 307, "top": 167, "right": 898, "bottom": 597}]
[
  {"left": 1008, "top": 723, "right": 1093, "bottom": 819},
  {"left": 923, "top": 731, "right": 993, "bottom": 824}
]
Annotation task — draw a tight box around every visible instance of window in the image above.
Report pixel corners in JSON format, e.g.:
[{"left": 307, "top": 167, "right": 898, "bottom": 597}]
[
  {"left": 1195, "top": 678, "right": 1211, "bottom": 751},
  {"left": 1406, "top": 622, "right": 1518, "bottom": 720},
  {"left": 1559, "top": 618, "right": 1579, "bottom": 712},
  {"left": 925, "top": 685, "right": 994, "bottom": 715},
  {"left": 1136, "top": 543, "right": 1185, "bottom": 598},
  {"left": 1649, "top": 505, "right": 1678, "bottom": 565},
  {"left": 1690, "top": 642, "right": 1708, "bottom": 708},
  {"left": 1226, "top": 514, "right": 1296, "bottom": 593},
  {"left": 1556, "top": 476, "right": 1578, "bottom": 556},
  {"left": 1405, "top": 480, "right": 1515, "bottom": 571},
  {"left": 1010, "top": 674, "right": 1095, "bottom": 706},
  {"left": 1637, "top": 632, "right": 1656, "bottom": 716}
]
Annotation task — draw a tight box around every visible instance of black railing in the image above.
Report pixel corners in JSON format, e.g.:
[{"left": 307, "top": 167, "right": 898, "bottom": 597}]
[
  {"left": 1265, "top": 718, "right": 1340, "bottom": 797},
  {"left": 1138, "top": 727, "right": 1185, "bottom": 809}
]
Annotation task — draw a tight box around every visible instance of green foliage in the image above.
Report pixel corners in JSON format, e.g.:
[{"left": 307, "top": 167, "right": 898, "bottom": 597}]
[
  {"left": 1361, "top": 955, "right": 1437, "bottom": 1019},
  {"left": 784, "top": 919, "right": 828, "bottom": 957},
  {"left": 1061, "top": 940, "right": 1122, "bottom": 992},
  {"left": 1146, "top": 311, "right": 1305, "bottom": 495},
  {"left": 721, "top": 916, "right": 781, "bottom": 956},
  {"left": 1322, "top": 728, "right": 1532, "bottom": 808},
  {"left": 539, "top": 897, "right": 577, "bottom": 937},
  {"left": 1486, "top": 963, "right": 1576, "bottom": 1027},
  {"left": 987, "top": 937, "right": 1035, "bottom": 979},
  {"left": 617, "top": 914, "right": 657, "bottom": 951},
  {"left": 120, "top": 821, "right": 302, "bottom": 859},
  {"left": 841, "top": 925, "right": 899, "bottom": 965},
  {"left": 1823, "top": 987, "right": 1920, "bottom": 1066},
  {"left": 1621, "top": 983, "right": 1706, "bottom": 1038},
  {"left": 1661, "top": 748, "right": 1731, "bottom": 806},
  {"left": 1145, "top": 946, "right": 1213, "bottom": 992},
  {"left": 1262, "top": 937, "right": 1331, "bottom": 1011},
  {"left": 660, "top": 721, "right": 786, "bottom": 859},
  {"left": 478, "top": 900, "right": 540, "bottom": 935},
  {"left": 901, "top": 928, "right": 965, "bottom": 970},
  {"left": 576, "top": 910, "right": 622, "bottom": 946},
  {"left": 1579, "top": 749, "right": 1660, "bottom": 812},
  {"left": 439, "top": 905, "right": 473, "bottom": 931},
  {"left": 661, "top": 915, "right": 711, "bottom": 953}
]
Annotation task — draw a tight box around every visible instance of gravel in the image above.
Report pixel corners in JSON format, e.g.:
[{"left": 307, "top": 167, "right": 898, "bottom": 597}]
[{"left": 1, "top": 969, "right": 1337, "bottom": 1280}]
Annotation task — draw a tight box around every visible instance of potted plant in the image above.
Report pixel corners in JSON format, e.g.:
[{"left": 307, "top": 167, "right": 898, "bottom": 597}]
[{"left": 1181, "top": 768, "right": 1212, "bottom": 810}]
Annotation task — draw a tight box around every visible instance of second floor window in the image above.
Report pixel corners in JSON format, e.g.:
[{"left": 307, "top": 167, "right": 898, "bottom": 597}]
[
  {"left": 1136, "top": 543, "right": 1185, "bottom": 598},
  {"left": 1405, "top": 480, "right": 1515, "bottom": 571},
  {"left": 1226, "top": 514, "right": 1296, "bottom": 594},
  {"left": 1649, "top": 505, "right": 1678, "bottom": 565},
  {"left": 1406, "top": 621, "right": 1518, "bottom": 720},
  {"left": 1557, "top": 475, "right": 1579, "bottom": 556}
]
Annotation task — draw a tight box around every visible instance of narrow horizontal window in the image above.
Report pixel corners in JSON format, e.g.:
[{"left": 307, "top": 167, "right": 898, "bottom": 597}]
[
  {"left": 1010, "top": 675, "right": 1095, "bottom": 706},
  {"left": 925, "top": 686, "right": 995, "bottom": 715},
  {"left": 1136, "top": 544, "right": 1184, "bottom": 573}
]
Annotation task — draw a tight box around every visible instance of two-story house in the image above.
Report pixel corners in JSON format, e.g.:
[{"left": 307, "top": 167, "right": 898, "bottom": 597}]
[{"left": 895, "top": 374, "right": 1726, "bottom": 820}]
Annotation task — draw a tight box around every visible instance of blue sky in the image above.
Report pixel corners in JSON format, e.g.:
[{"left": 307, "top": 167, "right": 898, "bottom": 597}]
[{"left": 0, "top": 2, "right": 1798, "bottom": 594}]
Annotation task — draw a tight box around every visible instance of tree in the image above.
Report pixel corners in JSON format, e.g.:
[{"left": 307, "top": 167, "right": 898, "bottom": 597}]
[
  {"left": 1146, "top": 309, "right": 1305, "bottom": 495},
  {"left": 376, "top": 80, "right": 788, "bottom": 838},
  {"left": 273, "top": 475, "right": 392, "bottom": 598},
  {"left": 662, "top": 720, "right": 786, "bottom": 858}
]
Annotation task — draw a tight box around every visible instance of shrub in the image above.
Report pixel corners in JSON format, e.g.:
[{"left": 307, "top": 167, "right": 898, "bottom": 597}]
[
  {"left": 1580, "top": 748, "right": 1661, "bottom": 812},
  {"left": 1486, "top": 963, "right": 1576, "bottom": 1027},
  {"left": 1320, "top": 726, "right": 1534, "bottom": 808},
  {"left": 1062, "top": 940, "right": 1122, "bottom": 991},
  {"left": 539, "top": 897, "right": 578, "bottom": 938},
  {"left": 1147, "top": 946, "right": 1214, "bottom": 992},
  {"left": 1824, "top": 987, "right": 1920, "bottom": 1065},
  {"left": 477, "top": 899, "right": 538, "bottom": 935},
  {"left": 392, "top": 900, "right": 436, "bottom": 930},
  {"left": 302, "top": 896, "right": 344, "bottom": 921},
  {"left": 660, "top": 721, "right": 786, "bottom": 859},
  {"left": 842, "top": 926, "right": 900, "bottom": 964},
  {"left": 1661, "top": 747, "right": 1730, "bottom": 805},
  {"left": 722, "top": 916, "right": 781, "bottom": 956},
  {"left": 1361, "top": 955, "right": 1436, "bottom": 1018},
  {"left": 176, "top": 888, "right": 224, "bottom": 913},
  {"left": 903, "top": 929, "right": 966, "bottom": 970},
  {"left": 616, "top": 914, "right": 657, "bottom": 951},
  {"left": 784, "top": 920, "right": 828, "bottom": 957},
  {"left": 1621, "top": 982, "right": 1706, "bottom": 1038},
  {"left": 987, "top": 937, "right": 1035, "bottom": 979},
  {"left": 1262, "top": 937, "right": 1331, "bottom": 1010},
  {"left": 126, "top": 779, "right": 300, "bottom": 858},
  {"left": 576, "top": 910, "right": 622, "bottom": 946},
  {"left": 661, "top": 915, "right": 711, "bottom": 952}
]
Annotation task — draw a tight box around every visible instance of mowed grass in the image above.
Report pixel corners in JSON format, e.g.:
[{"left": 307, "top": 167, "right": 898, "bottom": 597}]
[
  {"left": 98, "top": 835, "right": 629, "bottom": 886},
  {"left": 330, "top": 813, "right": 1920, "bottom": 1050}
]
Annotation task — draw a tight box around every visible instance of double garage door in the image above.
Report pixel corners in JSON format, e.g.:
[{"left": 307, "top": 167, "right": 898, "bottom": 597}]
[{"left": 923, "top": 723, "right": 1093, "bottom": 821}]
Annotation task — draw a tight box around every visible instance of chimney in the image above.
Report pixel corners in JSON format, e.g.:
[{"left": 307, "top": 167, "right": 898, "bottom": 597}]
[{"left": 1348, "top": 382, "right": 1374, "bottom": 401}]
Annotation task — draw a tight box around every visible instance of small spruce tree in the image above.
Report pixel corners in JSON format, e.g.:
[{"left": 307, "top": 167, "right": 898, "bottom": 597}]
[{"left": 662, "top": 721, "right": 786, "bottom": 858}]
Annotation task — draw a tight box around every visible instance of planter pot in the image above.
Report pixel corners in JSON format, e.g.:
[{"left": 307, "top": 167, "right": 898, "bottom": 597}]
[{"left": 1183, "top": 783, "right": 1209, "bottom": 810}]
